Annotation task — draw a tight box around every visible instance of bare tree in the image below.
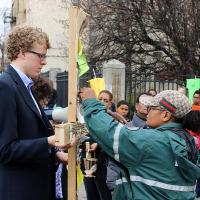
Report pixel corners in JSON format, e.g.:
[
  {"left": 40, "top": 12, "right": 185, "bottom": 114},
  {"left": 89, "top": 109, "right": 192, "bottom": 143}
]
[{"left": 80, "top": 0, "right": 200, "bottom": 76}]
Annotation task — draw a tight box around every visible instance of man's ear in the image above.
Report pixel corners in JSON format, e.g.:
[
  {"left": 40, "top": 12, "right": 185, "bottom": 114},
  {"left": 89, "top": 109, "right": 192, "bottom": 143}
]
[
  {"left": 135, "top": 103, "right": 139, "bottom": 111},
  {"left": 18, "top": 49, "right": 26, "bottom": 59},
  {"left": 162, "top": 111, "right": 172, "bottom": 122}
]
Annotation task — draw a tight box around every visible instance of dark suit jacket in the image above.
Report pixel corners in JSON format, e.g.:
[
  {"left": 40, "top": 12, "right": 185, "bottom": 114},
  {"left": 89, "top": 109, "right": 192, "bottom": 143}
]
[{"left": 0, "top": 66, "right": 55, "bottom": 200}]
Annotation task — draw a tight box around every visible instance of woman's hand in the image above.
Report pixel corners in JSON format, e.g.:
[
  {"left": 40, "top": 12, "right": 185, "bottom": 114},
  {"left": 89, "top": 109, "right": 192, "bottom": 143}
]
[
  {"left": 56, "top": 151, "right": 68, "bottom": 165},
  {"left": 90, "top": 143, "right": 98, "bottom": 152}
]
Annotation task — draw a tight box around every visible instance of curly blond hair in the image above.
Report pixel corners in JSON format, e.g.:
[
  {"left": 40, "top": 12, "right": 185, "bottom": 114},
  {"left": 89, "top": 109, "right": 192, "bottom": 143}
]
[{"left": 6, "top": 25, "right": 50, "bottom": 61}]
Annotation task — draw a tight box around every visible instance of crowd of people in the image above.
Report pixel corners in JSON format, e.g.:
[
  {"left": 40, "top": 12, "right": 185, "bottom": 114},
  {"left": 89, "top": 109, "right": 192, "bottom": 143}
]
[{"left": 0, "top": 25, "right": 200, "bottom": 200}]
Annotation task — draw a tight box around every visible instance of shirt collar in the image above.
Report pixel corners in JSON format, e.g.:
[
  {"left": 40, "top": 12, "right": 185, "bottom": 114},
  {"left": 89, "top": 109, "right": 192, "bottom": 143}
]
[{"left": 10, "top": 64, "right": 33, "bottom": 88}]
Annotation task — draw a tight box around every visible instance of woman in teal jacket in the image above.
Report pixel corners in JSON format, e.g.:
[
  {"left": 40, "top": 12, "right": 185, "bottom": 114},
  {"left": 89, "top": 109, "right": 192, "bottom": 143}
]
[{"left": 79, "top": 89, "right": 200, "bottom": 200}]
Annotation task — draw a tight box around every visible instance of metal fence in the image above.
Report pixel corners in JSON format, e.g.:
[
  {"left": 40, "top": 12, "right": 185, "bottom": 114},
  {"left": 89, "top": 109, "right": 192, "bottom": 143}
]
[
  {"left": 44, "top": 68, "right": 200, "bottom": 108},
  {"left": 125, "top": 69, "right": 200, "bottom": 105},
  {"left": 56, "top": 71, "right": 68, "bottom": 107}
]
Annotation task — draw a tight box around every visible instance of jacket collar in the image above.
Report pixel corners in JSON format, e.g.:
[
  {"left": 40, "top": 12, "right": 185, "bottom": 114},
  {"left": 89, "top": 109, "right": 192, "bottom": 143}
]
[
  {"left": 5, "top": 66, "right": 51, "bottom": 128},
  {"left": 156, "top": 122, "right": 183, "bottom": 131}
]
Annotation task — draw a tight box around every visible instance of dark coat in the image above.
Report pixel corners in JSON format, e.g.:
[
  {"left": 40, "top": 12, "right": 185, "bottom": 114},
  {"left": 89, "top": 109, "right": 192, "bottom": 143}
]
[
  {"left": 0, "top": 66, "right": 55, "bottom": 200},
  {"left": 127, "top": 113, "right": 146, "bottom": 128}
]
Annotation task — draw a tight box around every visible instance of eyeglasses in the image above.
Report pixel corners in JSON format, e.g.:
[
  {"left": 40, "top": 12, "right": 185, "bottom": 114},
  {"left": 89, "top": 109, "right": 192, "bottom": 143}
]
[
  {"left": 27, "top": 50, "right": 47, "bottom": 60},
  {"left": 147, "top": 106, "right": 165, "bottom": 113}
]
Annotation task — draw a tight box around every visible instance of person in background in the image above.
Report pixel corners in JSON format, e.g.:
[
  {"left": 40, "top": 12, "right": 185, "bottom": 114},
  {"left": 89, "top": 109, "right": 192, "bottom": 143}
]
[
  {"left": 79, "top": 88, "right": 200, "bottom": 200},
  {"left": 98, "top": 90, "right": 113, "bottom": 109},
  {"left": 116, "top": 100, "right": 130, "bottom": 122},
  {"left": 192, "top": 90, "right": 200, "bottom": 108},
  {"left": 80, "top": 90, "right": 112, "bottom": 200},
  {"left": 32, "top": 77, "right": 53, "bottom": 108},
  {"left": 177, "top": 86, "right": 187, "bottom": 96},
  {"left": 127, "top": 93, "right": 153, "bottom": 128},
  {"left": 189, "top": 89, "right": 200, "bottom": 197},
  {"left": 147, "top": 88, "right": 157, "bottom": 97},
  {"left": 189, "top": 120, "right": 200, "bottom": 198}
]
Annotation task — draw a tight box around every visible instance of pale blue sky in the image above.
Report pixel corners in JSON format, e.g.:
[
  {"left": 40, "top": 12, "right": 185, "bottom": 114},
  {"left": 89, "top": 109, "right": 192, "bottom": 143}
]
[{"left": 0, "top": 0, "right": 11, "bottom": 36}]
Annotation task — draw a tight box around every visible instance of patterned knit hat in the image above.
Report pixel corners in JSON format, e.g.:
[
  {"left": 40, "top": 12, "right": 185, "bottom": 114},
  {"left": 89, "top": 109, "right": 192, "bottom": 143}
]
[
  {"left": 149, "top": 90, "right": 191, "bottom": 118},
  {"left": 139, "top": 94, "right": 154, "bottom": 107}
]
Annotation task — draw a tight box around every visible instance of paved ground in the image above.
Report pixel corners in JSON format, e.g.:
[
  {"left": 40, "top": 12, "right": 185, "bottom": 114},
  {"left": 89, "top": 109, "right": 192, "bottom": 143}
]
[{"left": 77, "top": 183, "right": 87, "bottom": 200}]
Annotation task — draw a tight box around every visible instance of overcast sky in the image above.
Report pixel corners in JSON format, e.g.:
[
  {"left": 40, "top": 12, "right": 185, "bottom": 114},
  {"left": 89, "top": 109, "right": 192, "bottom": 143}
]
[{"left": 0, "top": 0, "right": 11, "bottom": 37}]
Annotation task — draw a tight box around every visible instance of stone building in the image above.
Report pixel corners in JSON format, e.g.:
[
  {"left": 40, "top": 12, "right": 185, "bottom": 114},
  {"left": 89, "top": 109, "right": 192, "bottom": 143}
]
[{"left": 11, "top": 0, "right": 72, "bottom": 82}]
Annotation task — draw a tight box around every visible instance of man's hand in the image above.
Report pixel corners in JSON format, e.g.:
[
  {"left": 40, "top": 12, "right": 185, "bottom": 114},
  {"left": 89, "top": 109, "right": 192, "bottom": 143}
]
[
  {"left": 107, "top": 110, "right": 128, "bottom": 124},
  {"left": 55, "top": 133, "right": 76, "bottom": 149},
  {"left": 79, "top": 87, "right": 96, "bottom": 101},
  {"left": 48, "top": 134, "right": 76, "bottom": 150},
  {"left": 48, "top": 135, "right": 55, "bottom": 147}
]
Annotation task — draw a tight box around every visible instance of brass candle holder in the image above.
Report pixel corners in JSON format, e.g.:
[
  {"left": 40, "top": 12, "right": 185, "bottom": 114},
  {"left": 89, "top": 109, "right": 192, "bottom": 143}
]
[{"left": 84, "top": 142, "right": 97, "bottom": 177}]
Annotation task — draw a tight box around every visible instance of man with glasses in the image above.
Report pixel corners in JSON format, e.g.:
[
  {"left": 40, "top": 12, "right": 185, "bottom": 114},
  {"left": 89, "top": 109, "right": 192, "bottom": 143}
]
[
  {"left": 26, "top": 50, "right": 47, "bottom": 60},
  {"left": 0, "top": 26, "right": 60, "bottom": 200},
  {"left": 127, "top": 93, "right": 153, "bottom": 128},
  {"left": 79, "top": 88, "right": 200, "bottom": 200}
]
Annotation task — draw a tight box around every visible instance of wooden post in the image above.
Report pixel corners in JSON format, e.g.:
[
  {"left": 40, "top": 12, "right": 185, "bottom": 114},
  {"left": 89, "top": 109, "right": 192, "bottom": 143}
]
[
  {"left": 68, "top": 6, "right": 89, "bottom": 199},
  {"left": 68, "top": 6, "right": 79, "bottom": 200}
]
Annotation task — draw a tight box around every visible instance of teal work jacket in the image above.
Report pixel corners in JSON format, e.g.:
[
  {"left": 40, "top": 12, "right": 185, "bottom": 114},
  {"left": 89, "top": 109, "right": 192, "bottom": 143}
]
[{"left": 82, "top": 98, "right": 200, "bottom": 200}]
